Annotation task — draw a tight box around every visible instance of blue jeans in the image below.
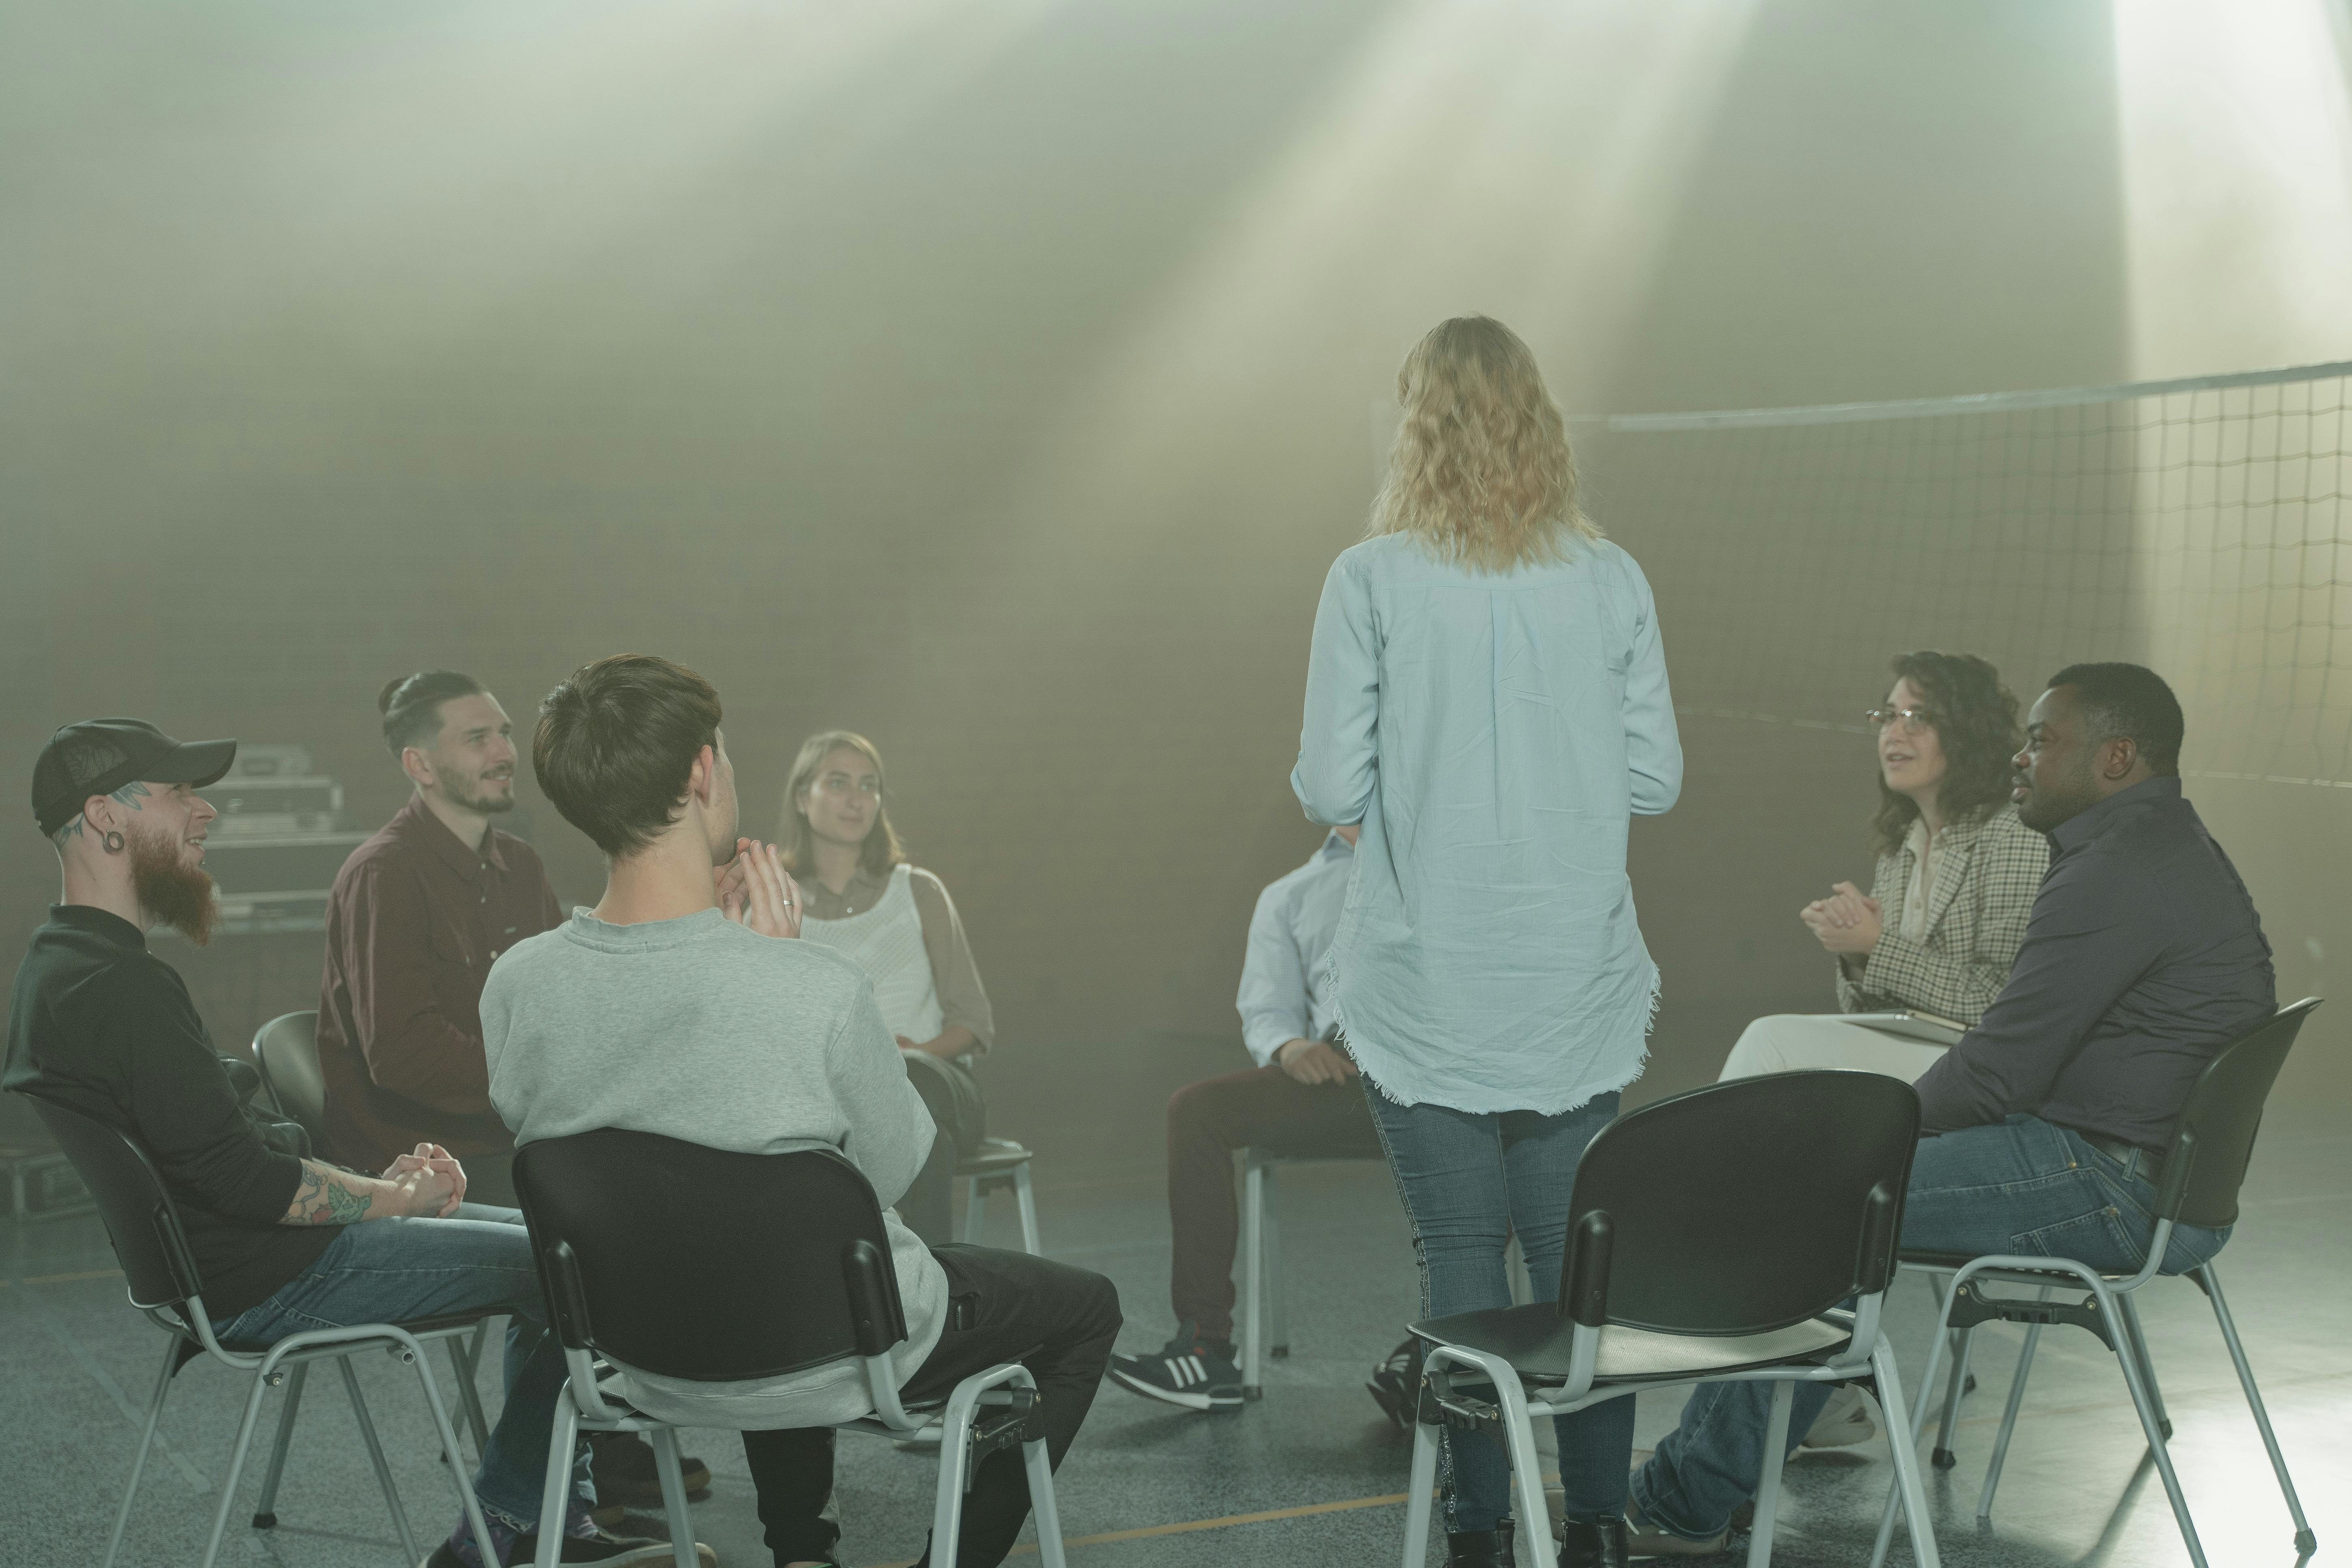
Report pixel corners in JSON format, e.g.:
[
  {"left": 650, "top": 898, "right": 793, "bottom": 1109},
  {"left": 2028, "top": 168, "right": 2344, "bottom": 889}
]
[
  {"left": 1366, "top": 1084, "right": 1633, "bottom": 1533},
  {"left": 210, "top": 1203, "right": 590, "bottom": 1527},
  {"left": 1630, "top": 1114, "right": 2231, "bottom": 1540}
]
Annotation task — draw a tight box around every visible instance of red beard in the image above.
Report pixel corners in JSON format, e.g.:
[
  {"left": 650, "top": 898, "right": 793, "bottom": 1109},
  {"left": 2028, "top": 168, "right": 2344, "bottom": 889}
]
[{"left": 130, "top": 820, "right": 220, "bottom": 946}]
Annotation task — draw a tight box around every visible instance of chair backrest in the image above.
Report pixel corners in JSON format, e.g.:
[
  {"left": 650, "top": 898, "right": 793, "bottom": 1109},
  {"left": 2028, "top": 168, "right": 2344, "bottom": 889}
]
[
  {"left": 251, "top": 1011, "right": 326, "bottom": 1150},
  {"left": 1562, "top": 1070, "right": 1918, "bottom": 1336},
  {"left": 512, "top": 1128, "right": 908, "bottom": 1382},
  {"left": 2165, "top": 997, "right": 2321, "bottom": 1230},
  {"left": 18, "top": 1094, "right": 204, "bottom": 1312}
]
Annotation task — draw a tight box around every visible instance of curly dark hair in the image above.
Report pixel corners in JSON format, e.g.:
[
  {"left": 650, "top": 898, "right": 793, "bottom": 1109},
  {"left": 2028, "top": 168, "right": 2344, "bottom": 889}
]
[{"left": 1869, "top": 650, "right": 2023, "bottom": 857}]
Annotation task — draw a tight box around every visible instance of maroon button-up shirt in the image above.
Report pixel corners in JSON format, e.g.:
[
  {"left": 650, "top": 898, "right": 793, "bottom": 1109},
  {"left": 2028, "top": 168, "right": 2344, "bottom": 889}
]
[{"left": 316, "top": 796, "right": 564, "bottom": 1172}]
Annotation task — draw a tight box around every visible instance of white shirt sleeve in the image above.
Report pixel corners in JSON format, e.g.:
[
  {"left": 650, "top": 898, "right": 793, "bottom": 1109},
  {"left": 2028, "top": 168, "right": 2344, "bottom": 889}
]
[{"left": 1237, "top": 881, "right": 1312, "bottom": 1068}]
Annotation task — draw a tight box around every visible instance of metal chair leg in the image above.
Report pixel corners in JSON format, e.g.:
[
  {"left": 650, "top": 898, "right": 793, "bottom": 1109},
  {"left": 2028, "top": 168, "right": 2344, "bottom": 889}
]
[
  {"left": 198, "top": 1366, "right": 278, "bottom": 1568},
  {"left": 338, "top": 1355, "right": 420, "bottom": 1565},
  {"left": 1872, "top": 1339, "right": 1943, "bottom": 1568},
  {"left": 1931, "top": 1324, "right": 1975, "bottom": 1468},
  {"left": 2112, "top": 1291, "right": 2171, "bottom": 1439},
  {"left": 1977, "top": 1289, "right": 2049, "bottom": 1521},
  {"left": 1745, "top": 1381, "right": 1795, "bottom": 1568},
  {"left": 1401, "top": 1415, "right": 1441, "bottom": 1568},
  {"left": 2197, "top": 1263, "right": 2317, "bottom": 1554},
  {"left": 930, "top": 1388, "right": 977, "bottom": 1568},
  {"left": 102, "top": 1336, "right": 179, "bottom": 1568},
  {"left": 1013, "top": 1163, "right": 1042, "bottom": 1255},
  {"left": 648, "top": 1427, "right": 700, "bottom": 1568},
  {"left": 961, "top": 1175, "right": 985, "bottom": 1243},
  {"left": 1265, "top": 1173, "right": 1289, "bottom": 1358},
  {"left": 1870, "top": 1295, "right": 1953, "bottom": 1568},
  {"left": 252, "top": 1360, "right": 308, "bottom": 1527},
  {"left": 535, "top": 1398, "right": 582, "bottom": 1568},
  {"left": 1240, "top": 1154, "right": 1268, "bottom": 1398},
  {"left": 399, "top": 1332, "right": 498, "bottom": 1568},
  {"left": 2093, "top": 1276, "right": 2208, "bottom": 1568}
]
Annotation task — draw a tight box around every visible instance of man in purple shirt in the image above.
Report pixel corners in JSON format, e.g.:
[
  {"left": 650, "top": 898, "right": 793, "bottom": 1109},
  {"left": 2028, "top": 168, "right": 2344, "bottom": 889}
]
[{"left": 1625, "top": 664, "right": 2276, "bottom": 1556}]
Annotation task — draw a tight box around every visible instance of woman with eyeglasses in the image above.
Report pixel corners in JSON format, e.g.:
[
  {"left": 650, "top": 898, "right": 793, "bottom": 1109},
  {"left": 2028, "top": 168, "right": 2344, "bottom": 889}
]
[
  {"left": 1721, "top": 650, "right": 2049, "bottom": 1084},
  {"left": 779, "top": 729, "right": 992, "bottom": 1245},
  {"left": 1294, "top": 317, "right": 1682, "bottom": 1568}
]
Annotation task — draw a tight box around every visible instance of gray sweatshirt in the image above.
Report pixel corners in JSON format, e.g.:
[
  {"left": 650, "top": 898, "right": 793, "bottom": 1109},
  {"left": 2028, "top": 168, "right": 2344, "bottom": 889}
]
[{"left": 480, "top": 906, "right": 947, "bottom": 1428}]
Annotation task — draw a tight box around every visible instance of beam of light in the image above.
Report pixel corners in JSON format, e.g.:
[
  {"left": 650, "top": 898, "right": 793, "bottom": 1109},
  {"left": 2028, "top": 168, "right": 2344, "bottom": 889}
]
[{"left": 2111, "top": 0, "right": 2352, "bottom": 378}]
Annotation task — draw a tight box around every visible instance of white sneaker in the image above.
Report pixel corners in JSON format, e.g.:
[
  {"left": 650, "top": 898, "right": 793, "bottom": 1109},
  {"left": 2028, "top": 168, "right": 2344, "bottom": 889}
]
[{"left": 1799, "top": 1383, "right": 1876, "bottom": 1449}]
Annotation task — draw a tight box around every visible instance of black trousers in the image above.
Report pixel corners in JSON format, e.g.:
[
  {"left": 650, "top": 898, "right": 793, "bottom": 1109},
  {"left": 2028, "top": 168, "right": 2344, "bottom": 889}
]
[
  {"left": 899, "top": 1051, "right": 987, "bottom": 1245},
  {"left": 740, "top": 1244, "right": 1121, "bottom": 1568}
]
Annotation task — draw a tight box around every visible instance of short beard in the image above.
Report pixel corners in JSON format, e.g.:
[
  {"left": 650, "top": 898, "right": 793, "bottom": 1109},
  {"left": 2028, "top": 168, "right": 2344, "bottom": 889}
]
[
  {"left": 130, "top": 823, "right": 219, "bottom": 946},
  {"left": 444, "top": 777, "right": 517, "bottom": 817},
  {"left": 2016, "top": 759, "right": 2099, "bottom": 834}
]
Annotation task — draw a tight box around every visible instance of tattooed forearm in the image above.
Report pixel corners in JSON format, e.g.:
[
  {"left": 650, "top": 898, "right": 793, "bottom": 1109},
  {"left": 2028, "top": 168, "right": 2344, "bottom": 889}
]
[{"left": 282, "top": 1159, "right": 387, "bottom": 1226}]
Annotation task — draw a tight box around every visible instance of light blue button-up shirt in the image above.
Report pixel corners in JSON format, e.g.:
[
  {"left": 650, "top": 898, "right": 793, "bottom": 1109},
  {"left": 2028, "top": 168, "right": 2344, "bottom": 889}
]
[
  {"left": 1291, "top": 533, "right": 1683, "bottom": 1114},
  {"left": 1235, "top": 830, "right": 1355, "bottom": 1067}
]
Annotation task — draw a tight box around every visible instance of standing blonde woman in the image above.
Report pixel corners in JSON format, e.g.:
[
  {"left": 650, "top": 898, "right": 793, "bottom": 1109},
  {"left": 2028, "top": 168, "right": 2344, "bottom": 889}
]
[
  {"left": 779, "top": 730, "right": 995, "bottom": 1245},
  {"left": 1294, "top": 316, "right": 1681, "bottom": 1568}
]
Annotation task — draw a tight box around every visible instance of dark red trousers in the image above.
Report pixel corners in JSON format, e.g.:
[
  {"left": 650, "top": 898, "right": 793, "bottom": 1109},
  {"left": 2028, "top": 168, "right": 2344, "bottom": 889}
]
[{"left": 1166, "top": 1064, "right": 1384, "bottom": 1339}]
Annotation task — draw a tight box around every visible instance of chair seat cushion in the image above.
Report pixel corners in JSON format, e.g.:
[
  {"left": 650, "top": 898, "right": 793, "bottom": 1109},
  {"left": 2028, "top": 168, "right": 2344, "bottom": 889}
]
[
  {"left": 1416, "top": 1303, "right": 1852, "bottom": 1383},
  {"left": 955, "top": 1139, "right": 1031, "bottom": 1176}
]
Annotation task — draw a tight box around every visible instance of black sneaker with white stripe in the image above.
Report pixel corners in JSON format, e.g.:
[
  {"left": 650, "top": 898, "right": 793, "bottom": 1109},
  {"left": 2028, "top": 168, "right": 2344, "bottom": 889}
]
[{"left": 1108, "top": 1321, "right": 1243, "bottom": 1411}]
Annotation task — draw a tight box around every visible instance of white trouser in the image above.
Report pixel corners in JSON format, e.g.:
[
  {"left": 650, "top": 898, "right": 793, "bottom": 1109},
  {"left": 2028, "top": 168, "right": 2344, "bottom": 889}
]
[{"left": 1717, "top": 1014, "right": 1950, "bottom": 1083}]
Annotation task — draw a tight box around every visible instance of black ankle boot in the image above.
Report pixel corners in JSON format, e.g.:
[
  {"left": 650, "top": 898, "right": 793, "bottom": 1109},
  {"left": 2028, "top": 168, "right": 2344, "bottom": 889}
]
[
  {"left": 1558, "top": 1514, "right": 1629, "bottom": 1568},
  {"left": 1443, "top": 1528, "right": 1503, "bottom": 1566}
]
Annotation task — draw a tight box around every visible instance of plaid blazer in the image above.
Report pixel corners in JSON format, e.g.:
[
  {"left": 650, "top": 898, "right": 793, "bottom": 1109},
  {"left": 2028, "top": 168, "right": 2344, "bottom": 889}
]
[{"left": 1835, "top": 804, "right": 2050, "bottom": 1026}]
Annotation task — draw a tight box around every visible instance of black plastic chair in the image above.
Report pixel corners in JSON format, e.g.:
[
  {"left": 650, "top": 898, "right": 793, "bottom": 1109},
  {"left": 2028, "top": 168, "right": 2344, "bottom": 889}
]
[
  {"left": 1869, "top": 998, "right": 2322, "bottom": 1568},
  {"left": 250, "top": 1009, "right": 328, "bottom": 1153},
  {"left": 1400, "top": 1071, "right": 1940, "bottom": 1568},
  {"left": 512, "top": 1128, "right": 1070, "bottom": 1568},
  {"left": 19, "top": 1093, "right": 496, "bottom": 1568}
]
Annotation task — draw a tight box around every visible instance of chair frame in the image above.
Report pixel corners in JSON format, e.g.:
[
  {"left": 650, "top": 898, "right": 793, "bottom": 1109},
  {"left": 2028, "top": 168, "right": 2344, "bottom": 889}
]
[
  {"left": 1867, "top": 1000, "right": 2326, "bottom": 1568},
  {"left": 956, "top": 1135, "right": 1041, "bottom": 1254},
  {"left": 22, "top": 1095, "right": 496, "bottom": 1568}
]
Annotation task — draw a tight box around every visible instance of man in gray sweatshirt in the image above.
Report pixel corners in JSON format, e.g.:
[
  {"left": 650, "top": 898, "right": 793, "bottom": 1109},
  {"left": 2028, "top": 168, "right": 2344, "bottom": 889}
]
[{"left": 481, "top": 655, "right": 1120, "bottom": 1568}]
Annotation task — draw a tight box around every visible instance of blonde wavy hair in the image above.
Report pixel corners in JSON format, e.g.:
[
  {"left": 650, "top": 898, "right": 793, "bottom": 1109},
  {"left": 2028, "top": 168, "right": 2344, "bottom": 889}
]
[
  {"left": 777, "top": 729, "right": 906, "bottom": 879},
  {"left": 1368, "top": 315, "right": 1600, "bottom": 572}
]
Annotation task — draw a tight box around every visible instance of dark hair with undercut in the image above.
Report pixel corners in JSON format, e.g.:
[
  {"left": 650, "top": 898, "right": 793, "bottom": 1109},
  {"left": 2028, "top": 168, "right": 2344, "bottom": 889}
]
[
  {"left": 2047, "top": 661, "right": 2183, "bottom": 775},
  {"left": 1869, "top": 650, "right": 2024, "bottom": 857},
  {"left": 379, "top": 670, "right": 486, "bottom": 756},
  {"left": 533, "top": 655, "right": 723, "bottom": 856}
]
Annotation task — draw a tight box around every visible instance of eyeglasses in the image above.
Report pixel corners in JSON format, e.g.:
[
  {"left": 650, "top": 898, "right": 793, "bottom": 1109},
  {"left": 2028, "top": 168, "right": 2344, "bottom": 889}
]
[{"left": 1865, "top": 706, "right": 1935, "bottom": 733}]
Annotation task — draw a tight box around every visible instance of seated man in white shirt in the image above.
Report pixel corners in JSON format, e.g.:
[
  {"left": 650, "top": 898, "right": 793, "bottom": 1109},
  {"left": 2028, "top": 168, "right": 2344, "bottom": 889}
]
[
  {"left": 1107, "top": 824, "right": 1383, "bottom": 1413},
  {"left": 481, "top": 654, "right": 1119, "bottom": 1568}
]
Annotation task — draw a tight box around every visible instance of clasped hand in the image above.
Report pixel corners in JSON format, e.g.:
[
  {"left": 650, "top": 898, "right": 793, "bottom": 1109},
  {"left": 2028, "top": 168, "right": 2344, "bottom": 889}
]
[
  {"left": 383, "top": 1142, "right": 465, "bottom": 1217},
  {"left": 716, "top": 838, "right": 804, "bottom": 938},
  {"left": 1276, "top": 1038, "right": 1358, "bottom": 1086},
  {"left": 1799, "top": 880, "right": 1881, "bottom": 956}
]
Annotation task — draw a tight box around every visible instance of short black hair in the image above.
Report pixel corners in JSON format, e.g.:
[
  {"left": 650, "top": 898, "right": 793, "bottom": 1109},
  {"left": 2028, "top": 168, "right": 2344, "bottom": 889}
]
[
  {"left": 2046, "top": 662, "right": 2183, "bottom": 774},
  {"left": 534, "top": 655, "right": 723, "bottom": 856},
  {"left": 379, "top": 670, "right": 486, "bottom": 755}
]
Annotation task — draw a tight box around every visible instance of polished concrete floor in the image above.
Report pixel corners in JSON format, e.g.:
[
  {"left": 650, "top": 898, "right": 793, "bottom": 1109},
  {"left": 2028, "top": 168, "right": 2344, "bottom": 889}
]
[{"left": 4, "top": 1118, "right": 2344, "bottom": 1568}]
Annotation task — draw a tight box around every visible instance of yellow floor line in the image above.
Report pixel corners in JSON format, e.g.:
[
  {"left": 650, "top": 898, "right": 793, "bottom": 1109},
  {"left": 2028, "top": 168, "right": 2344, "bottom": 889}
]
[{"left": 863, "top": 1490, "right": 1418, "bottom": 1566}]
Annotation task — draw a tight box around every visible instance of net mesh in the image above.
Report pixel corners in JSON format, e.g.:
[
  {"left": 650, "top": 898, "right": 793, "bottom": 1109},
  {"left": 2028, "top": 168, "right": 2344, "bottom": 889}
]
[{"left": 1583, "top": 366, "right": 2352, "bottom": 789}]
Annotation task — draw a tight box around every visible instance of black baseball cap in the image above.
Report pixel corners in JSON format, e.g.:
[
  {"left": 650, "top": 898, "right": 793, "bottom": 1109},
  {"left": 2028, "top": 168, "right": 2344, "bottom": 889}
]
[{"left": 32, "top": 720, "right": 237, "bottom": 838}]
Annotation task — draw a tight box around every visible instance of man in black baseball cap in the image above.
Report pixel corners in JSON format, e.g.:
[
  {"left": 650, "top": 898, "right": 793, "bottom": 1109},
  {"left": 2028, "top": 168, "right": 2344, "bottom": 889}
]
[{"left": 8, "top": 718, "right": 675, "bottom": 1566}]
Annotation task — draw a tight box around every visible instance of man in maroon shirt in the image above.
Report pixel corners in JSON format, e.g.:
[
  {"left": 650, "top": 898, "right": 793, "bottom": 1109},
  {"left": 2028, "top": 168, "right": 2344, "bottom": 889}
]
[{"left": 317, "top": 669, "right": 710, "bottom": 1516}]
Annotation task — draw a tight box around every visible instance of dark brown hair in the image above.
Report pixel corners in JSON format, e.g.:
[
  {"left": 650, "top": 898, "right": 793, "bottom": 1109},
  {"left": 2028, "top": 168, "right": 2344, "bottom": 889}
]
[
  {"left": 776, "top": 729, "right": 906, "bottom": 878},
  {"left": 533, "top": 655, "right": 722, "bottom": 856},
  {"left": 1870, "top": 650, "right": 2023, "bottom": 857},
  {"left": 379, "top": 669, "right": 485, "bottom": 755}
]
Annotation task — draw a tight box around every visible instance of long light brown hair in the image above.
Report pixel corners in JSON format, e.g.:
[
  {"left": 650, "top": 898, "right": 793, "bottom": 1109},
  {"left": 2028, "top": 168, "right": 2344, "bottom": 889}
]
[
  {"left": 777, "top": 729, "right": 906, "bottom": 878},
  {"left": 1368, "top": 315, "right": 1600, "bottom": 572}
]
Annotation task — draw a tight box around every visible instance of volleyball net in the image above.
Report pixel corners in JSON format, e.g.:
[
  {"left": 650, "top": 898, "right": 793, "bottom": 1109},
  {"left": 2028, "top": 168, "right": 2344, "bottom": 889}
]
[{"left": 1581, "top": 360, "right": 2352, "bottom": 792}]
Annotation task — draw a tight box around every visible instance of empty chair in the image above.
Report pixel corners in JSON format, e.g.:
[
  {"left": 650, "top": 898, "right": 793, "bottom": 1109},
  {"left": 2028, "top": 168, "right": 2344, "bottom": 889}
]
[
  {"left": 1870, "top": 998, "right": 2322, "bottom": 1568},
  {"left": 22, "top": 1093, "right": 496, "bottom": 1568},
  {"left": 958, "top": 1135, "right": 1042, "bottom": 1253},
  {"left": 1401, "top": 1070, "right": 1941, "bottom": 1568},
  {"left": 513, "top": 1127, "right": 1072, "bottom": 1568}
]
